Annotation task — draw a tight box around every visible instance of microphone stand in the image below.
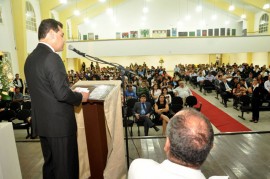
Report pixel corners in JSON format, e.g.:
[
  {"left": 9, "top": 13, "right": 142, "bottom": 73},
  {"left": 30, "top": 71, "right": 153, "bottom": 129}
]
[{"left": 78, "top": 52, "right": 132, "bottom": 170}]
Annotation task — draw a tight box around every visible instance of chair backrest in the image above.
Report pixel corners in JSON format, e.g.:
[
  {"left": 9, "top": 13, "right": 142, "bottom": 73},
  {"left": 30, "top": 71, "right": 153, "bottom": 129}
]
[
  {"left": 186, "top": 96, "right": 198, "bottom": 107},
  {"left": 16, "top": 109, "right": 31, "bottom": 123},
  {"left": 126, "top": 98, "right": 138, "bottom": 117},
  {"left": 171, "top": 96, "right": 183, "bottom": 106},
  {"left": 9, "top": 101, "right": 21, "bottom": 113},
  {"left": 240, "top": 95, "right": 250, "bottom": 106},
  {"left": 204, "top": 80, "right": 214, "bottom": 86},
  {"left": 22, "top": 101, "right": 31, "bottom": 110},
  {"left": 171, "top": 96, "right": 183, "bottom": 113}
]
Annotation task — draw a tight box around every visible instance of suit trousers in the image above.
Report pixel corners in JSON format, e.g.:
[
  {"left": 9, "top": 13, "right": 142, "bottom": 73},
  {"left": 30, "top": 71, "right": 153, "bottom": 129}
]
[
  {"left": 40, "top": 134, "right": 79, "bottom": 179},
  {"left": 139, "top": 115, "right": 155, "bottom": 136}
]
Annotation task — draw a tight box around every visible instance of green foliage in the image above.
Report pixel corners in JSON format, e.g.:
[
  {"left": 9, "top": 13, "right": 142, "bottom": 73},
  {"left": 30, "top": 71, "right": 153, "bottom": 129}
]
[{"left": 0, "top": 56, "right": 14, "bottom": 94}]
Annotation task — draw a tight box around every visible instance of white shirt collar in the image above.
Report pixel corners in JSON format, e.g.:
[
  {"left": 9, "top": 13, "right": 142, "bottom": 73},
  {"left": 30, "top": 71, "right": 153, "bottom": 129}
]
[
  {"left": 39, "top": 42, "right": 55, "bottom": 52},
  {"left": 160, "top": 160, "right": 206, "bottom": 179}
]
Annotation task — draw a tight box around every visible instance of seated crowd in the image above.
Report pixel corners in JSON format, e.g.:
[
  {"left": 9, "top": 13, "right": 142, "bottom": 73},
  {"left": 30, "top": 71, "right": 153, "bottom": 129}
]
[{"left": 2, "top": 61, "right": 270, "bottom": 126}]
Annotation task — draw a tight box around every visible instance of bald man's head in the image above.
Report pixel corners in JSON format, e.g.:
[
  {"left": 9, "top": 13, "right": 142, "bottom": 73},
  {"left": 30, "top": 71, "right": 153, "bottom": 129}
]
[{"left": 166, "top": 108, "right": 214, "bottom": 168}]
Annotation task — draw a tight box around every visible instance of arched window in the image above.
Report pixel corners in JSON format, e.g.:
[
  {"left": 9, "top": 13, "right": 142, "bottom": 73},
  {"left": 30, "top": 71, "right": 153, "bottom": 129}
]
[
  {"left": 259, "top": 13, "right": 269, "bottom": 33},
  {"left": 0, "top": 6, "right": 3, "bottom": 23},
  {"left": 25, "top": 1, "right": 37, "bottom": 31}
]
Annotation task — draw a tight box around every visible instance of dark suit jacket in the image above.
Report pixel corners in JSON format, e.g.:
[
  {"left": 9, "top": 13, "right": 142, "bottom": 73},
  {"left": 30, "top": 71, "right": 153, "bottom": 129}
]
[
  {"left": 133, "top": 102, "right": 152, "bottom": 116},
  {"left": 13, "top": 78, "right": 24, "bottom": 90},
  {"left": 24, "top": 43, "right": 82, "bottom": 137},
  {"left": 220, "top": 81, "right": 232, "bottom": 93}
]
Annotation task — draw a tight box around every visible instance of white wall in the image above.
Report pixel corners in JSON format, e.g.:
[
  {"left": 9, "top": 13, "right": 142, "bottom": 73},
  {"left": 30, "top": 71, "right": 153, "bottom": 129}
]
[
  {"left": 78, "top": 0, "right": 242, "bottom": 39},
  {"left": 0, "top": 0, "right": 19, "bottom": 74}
]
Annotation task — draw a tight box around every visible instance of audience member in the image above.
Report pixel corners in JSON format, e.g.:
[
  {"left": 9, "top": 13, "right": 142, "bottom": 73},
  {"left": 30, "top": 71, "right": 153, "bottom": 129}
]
[
  {"left": 133, "top": 94, "right": 159, "bottom": 136},
  {"left": 13, "top": 73, "right": 24, "bottom": 93},
  {"left": 197, "top": 72, "right": 205, "bottom": 92},
  {"left": 154, "top": 94, "right": 171, "bottom": 135},
  {"left": 151, "top": 84, "right": 161, "bottom": 102},
  {"left": 125, "top": 85, "right": 137, "bottom": 100},
  {"left": 128, "top": 108, "right": 214, "bottom": 179},
  {"left": 13, "top": 87, "right": 24, "bottom": 102},
  {"left": 248, "top": 77, "right": 264, "bottom": 123},
  {"left": 173, "top": 80, "right": 192, "bottom": 104},
  {"left": 220, "top": 76, "right": 233, "bottom": 108},
  {"left": 137, "top": 80, "right": 150, "bottom": 99},
  {"left": 161, "top": 87, "right": 172, "bottom": 104}
]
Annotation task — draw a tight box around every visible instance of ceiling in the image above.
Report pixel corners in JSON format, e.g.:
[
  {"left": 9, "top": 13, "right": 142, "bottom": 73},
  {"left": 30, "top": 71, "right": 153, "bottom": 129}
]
[{"left": 40, "top": 0, "right": 270, "bottom": 26}]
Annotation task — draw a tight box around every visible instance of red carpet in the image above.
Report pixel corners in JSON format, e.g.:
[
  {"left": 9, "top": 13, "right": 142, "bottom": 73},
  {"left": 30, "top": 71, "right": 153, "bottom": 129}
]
[{"left": 192, "top": 90, "right": 251, "bottom": 132}]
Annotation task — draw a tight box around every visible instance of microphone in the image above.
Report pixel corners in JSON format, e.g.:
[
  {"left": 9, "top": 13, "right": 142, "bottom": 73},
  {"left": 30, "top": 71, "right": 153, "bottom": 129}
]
[{"left": 68, "top": 45, "right": 85, "bottom": 56}]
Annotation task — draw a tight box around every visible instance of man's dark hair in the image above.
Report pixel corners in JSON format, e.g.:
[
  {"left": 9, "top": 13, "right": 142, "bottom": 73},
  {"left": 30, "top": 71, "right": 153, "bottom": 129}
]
[
  {"left": 38, "top": 18, "right": 63, "bottom": 40},
  {"left": 166, "top": 108, "right": 214, "bottom": 168},
  {"left": 140, "top": 94, "right": 147, "bottom": 98}
]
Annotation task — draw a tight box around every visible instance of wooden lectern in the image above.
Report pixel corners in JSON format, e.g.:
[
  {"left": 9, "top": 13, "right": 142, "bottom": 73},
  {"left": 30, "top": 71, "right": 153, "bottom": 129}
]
[{"left": 73, "top": 81, "right": 126, "bottom": 179}]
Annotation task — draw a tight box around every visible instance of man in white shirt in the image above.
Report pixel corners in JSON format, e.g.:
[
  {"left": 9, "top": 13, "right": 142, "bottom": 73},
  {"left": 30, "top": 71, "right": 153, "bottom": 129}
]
[
  {"left": 173, "top": 81, "right": 192, "bottom": 103},
  {"left": 128, "top": 108, "right": 214, "bottom": 179},
  {"left": 264, "top": 74, "right": 270, "bottom": 93},
  {"left": 264, "top": 74, "right": 270, "bottom": 101}
]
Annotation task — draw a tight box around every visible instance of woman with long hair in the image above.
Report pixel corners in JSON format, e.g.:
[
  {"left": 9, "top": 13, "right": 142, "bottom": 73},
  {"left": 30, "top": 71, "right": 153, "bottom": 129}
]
[{"left": 154, "top": 94, "right": 171, "bottom": 135}]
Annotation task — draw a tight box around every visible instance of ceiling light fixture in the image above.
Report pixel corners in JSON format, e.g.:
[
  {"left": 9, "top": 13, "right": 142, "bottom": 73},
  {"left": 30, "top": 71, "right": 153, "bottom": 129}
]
[
  {"left": 143, "top": 0, "right": 149, "bottom": 14},
  {"left": 99, "top": 0, "right": 106, "bottom": 3},
  {"left": 106, "top": 0, "right": 113, "bottom": 15},
  {"left": 106, "top": 7, "right": 113, "bottom": 15},
  {"left": 196, "top": 0, "right": 202, "bottom": 12},
  {"left": 84, "top": 18, "right": 90, "bottom": 24},
  {"left": 59, "top": 0, "right": 67, "bottom": 4},
  {"left": 74, "top": 9, "right": 80, "bottom": 16},
  {"left": 263, "top": 3, "right": 270, "bottom": 9},
  {"left": 196, "top": 5, "right": 202, "bottom": 12},
  {"left": 241, "top": 14, "right": 246, "bottom": 19},
  {"left": 241, "top": 4, "right": 246, "bottom": 20},
  {"left": 185, "top": 0, "right": 191, "bottom": 21},
  {"left": 229, "top": 0, "right": 235, "bottom": 11},
  {"left": 229, "top": 4, "right": 235, "bottom": 11},
  {"left": 143, "top": 7, "right": 149, "bottom": 13},
  {"left": 211, "top": 0, "right": 217, "bottom": 21},
  {"left": 73, "top": 0, "right": 80, "bottom": 16}
]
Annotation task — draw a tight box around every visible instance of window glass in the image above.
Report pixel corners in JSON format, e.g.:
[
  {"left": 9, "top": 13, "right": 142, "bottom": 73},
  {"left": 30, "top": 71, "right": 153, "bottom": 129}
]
[{"left": 25, "top": 1, "right": 37, "bottom": 31}]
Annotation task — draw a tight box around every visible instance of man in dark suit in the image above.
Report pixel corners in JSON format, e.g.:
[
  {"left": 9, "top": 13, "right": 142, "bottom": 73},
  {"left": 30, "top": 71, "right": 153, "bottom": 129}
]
[
  {"left": 13, "top": 73, "right": 24, "bottom": 94},
  {"left": 24, "top": 19, "right": 89, "bottom": 179},
  {"left": 133, "top": 94, "right": 159, "bottom": 136},
  {"left": 220, "top": 76, "right": 233, "bottom": 107}
]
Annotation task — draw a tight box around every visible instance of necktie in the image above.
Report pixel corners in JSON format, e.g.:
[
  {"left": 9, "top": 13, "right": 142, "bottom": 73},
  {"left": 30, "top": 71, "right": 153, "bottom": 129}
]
[
  {"left": 141, "top": 103, "right": 146, "bottom": 115},
  {"left": 142, "top": 103, "right": 146, "bottom": 110}
]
